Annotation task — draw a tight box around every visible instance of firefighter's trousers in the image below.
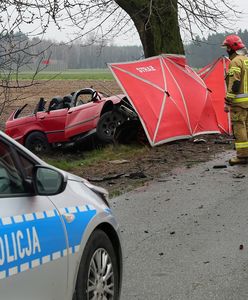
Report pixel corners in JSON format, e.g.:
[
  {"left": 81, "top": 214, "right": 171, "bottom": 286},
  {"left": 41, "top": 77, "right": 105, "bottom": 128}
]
[{"left": 231, "top": 106, "right": 248, "bottom": 157}]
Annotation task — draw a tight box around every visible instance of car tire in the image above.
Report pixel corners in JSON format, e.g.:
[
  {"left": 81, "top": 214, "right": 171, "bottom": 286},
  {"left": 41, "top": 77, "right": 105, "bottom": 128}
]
[
  {"left": 25, "top": 132, "right": 50, "bottom": 153},
  {"left": 97, "top": 111, "right": 125, "bottom": 143},
  {"left": 75, "top": 229, "right": 120, "bottom": 300},
  {"left": 114, "top": 120, "right": 140, "bottom": 144}
]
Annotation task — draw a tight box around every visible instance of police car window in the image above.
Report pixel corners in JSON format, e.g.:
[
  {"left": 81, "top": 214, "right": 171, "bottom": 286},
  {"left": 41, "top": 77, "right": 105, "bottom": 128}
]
[
  {"left": 19, "top": 153, "right": 35, "bottom": 178},
  {"left": 0, "top": 142, "right": 26, "bottom": 196}
]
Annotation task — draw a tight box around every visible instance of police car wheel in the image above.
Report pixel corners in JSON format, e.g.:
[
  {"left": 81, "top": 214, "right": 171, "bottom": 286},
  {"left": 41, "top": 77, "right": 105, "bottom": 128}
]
[{"left": 76, "top": 229, "right": 119, "bottom": 300}]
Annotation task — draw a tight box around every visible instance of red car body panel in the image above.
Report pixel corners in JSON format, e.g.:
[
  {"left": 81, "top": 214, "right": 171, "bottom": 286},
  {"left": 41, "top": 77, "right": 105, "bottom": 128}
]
[
  {"left": 5, "top": 89, "right": 124, "bottom": 146},
  {"left": 64, "top": 96, "right": 121, "bottom": 139},
  {"left": 37, "top": 109, "right": 68, "bottom": 143}
]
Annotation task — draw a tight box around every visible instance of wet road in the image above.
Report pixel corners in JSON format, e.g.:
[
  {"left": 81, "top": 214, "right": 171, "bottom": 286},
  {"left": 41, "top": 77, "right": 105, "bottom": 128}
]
[{"left": 113, "top": 151, "right": 248, "bottom": 300}]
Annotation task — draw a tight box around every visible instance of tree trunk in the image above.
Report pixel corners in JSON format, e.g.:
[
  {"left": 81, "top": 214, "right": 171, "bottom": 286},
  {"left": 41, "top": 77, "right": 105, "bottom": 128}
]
[{"left": 115, "top": 0, "right": 184, "bottom": 58}]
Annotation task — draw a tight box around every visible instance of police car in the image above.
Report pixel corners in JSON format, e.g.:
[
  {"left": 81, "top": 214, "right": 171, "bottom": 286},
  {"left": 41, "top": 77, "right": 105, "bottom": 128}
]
[{"left": 0, "top": 130, "right": 122, "bottom": 299}]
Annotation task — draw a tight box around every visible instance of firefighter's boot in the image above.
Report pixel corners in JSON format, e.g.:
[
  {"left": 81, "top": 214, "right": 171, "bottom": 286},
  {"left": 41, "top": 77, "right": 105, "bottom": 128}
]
[{"left": 229, "top": 156, "right": 248, "bottom": 166}]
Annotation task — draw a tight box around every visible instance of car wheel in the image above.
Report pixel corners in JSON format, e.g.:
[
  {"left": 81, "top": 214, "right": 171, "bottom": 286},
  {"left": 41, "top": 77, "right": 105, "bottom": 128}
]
[
  {"left": 25, "top": 132, "right": 50, "bottom": 153},
  {"left": 75, "top": 229, "right": 119, "bottom": 300},
  {"left": 97, "top": 111, "right": 125, "bottom": 143}
]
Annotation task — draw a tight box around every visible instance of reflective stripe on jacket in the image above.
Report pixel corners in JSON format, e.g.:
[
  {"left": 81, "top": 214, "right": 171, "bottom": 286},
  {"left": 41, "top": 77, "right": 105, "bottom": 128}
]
[
  {"left": 235, "top": 141, "right": 248, "bottom": 149},
  {"left": 226, "top": 54, "right": 248, "bottom": 104},
  {"left": 232, "top": 94, "right": 248, "bottom": 103}
]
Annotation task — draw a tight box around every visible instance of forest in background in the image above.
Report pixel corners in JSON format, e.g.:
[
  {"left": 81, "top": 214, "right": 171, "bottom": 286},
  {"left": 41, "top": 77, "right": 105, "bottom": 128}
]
[
  {"left": 4, "top": 30, "right": 248, "bottom": 71},
  {"left": 185, "top": 30, "right": 248, "bottom": 67}
]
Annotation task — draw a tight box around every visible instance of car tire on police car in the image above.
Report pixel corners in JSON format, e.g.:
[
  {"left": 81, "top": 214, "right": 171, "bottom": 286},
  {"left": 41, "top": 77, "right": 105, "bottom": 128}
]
[{"left": 75, "top": 229, "right": 119, "bottom": 300}]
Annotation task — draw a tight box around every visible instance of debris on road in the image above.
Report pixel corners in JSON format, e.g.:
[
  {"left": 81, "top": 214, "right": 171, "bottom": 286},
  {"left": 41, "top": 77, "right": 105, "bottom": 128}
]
[
  {"left": 213, "top": 164, "right": 227, "bottom": 169},
  {"left": 193, "top": 138, "right": 207, "bottom": 144},
  {"left": 232, "top": 174, "right": 246, "bottom": 179},
  {"left": 239, "top": 244, "right": 244, "bottom": 250},
  {"left": 128, "top": 171, "right": 147, "bottom": 179},
  {"left": 88, "top": 170, "right": 147, "bottom": 182},
  {"left": 109, "top": 159, "right": 129, "bottom": 164},
  {"left": 214, "top": 139, "right": 233, "bottom": 144},
  {"left": 88, "top": 173, "right": 125, "bottom": 182},
  {"left": 158, "top": 178, "right": 170, "bottom": 182}
]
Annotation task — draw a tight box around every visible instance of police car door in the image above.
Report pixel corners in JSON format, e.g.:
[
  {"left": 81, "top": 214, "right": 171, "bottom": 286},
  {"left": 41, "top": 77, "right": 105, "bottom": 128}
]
[{"left": 0, "top": 138, "right": 68, "bottom": 300}]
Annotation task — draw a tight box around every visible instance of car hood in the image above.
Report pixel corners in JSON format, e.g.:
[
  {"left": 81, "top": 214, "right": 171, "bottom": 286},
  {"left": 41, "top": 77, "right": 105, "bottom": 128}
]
[
  {"left": 66, "top": 172, "right": 84, "bottom": 182},
  {"left": 66, "top": 171, "right": 109, "bottom": 204}
]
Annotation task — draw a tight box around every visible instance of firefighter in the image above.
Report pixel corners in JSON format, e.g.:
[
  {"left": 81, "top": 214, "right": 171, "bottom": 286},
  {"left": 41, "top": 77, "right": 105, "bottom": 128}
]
[{"left": 222, "top": 34, "right": 248, "bottom": 165}]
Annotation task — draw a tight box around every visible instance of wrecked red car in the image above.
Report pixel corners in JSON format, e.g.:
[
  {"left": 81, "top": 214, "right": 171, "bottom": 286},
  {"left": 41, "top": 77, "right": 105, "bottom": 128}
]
[{"left": 5, "top": 88, "right": 136, "bottom": 152}]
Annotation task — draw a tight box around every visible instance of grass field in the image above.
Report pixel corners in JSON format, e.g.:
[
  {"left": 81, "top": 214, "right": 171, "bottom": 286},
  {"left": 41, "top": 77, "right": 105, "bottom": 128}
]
[
  {"left": 15, "top": 69, "right": 114, "bottom": 80},
  {"left": 45, "top": 144, "right": 146, "bottom": 172}
]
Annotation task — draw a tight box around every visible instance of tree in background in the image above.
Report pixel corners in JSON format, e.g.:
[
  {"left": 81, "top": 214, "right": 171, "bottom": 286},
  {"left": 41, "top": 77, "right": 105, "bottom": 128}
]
[
  {"left": 115, "top": 0, "right": 184, "bottom": 57},
  {"left": 114, "top": 0, "right": 240, "bottom": 57},
  {"left": 0, "top": 30, "right": 51, "bottom": 115},
  {"left": 186, "top": 30, "right": 248, "bottom": 68}
]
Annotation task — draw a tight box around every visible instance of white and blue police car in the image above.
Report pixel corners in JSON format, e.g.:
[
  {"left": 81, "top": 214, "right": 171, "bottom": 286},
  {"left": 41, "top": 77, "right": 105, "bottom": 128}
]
[{"left": 0, "top": 130, "right": 122, "bottom": 299}]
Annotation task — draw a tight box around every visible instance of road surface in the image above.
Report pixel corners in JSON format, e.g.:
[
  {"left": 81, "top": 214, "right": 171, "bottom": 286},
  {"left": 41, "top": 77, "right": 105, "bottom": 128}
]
[{"left": 113, "top": 151, "right": 248, "bottom": 300}]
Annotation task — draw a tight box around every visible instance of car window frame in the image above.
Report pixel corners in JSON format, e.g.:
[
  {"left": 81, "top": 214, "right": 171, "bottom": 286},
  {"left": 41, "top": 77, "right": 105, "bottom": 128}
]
[{"left": 0, "top": 137, "right": 37, "bottom": 198}]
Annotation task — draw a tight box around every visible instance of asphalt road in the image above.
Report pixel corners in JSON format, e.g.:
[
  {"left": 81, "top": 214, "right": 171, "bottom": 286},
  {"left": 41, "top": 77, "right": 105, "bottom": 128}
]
[{"left": 112, "top": 151, "right": 248, "bottom": 300}]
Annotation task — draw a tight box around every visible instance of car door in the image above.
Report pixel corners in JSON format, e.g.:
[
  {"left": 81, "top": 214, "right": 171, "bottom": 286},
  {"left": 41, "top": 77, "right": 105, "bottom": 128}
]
[
  {"left": 36, "top": 109, "right": 68, "bottom": 143},
  {"left": 0, "top": 138, "right": 68, "bottom": 300},
  {"left": 65, "top": 95, "right": 100, "bottom": 139}
]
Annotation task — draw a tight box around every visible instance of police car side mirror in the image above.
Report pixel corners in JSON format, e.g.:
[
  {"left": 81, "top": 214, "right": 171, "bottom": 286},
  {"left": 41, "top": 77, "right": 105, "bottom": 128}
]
[{"left": 33, "top": 166, "right": 67, "bottom": 196}]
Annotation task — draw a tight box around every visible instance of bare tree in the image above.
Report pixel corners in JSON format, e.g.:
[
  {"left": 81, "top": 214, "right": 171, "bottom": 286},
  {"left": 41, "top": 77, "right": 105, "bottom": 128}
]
[
  {"left": 0, "top": 5, "right": 52, "bottom": 120},
  {"left": 116, "top": 0, "right": 242, "bottom": 57}
]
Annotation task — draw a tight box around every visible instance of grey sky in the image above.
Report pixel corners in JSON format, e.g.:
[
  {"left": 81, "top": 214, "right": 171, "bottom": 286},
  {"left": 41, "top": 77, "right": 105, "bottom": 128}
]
[
  {"left": 42, "top": 0, "right": 248, "bottom": 46},
  {"left": 227, "top": 0, "right": 248, "bottom": 30}
]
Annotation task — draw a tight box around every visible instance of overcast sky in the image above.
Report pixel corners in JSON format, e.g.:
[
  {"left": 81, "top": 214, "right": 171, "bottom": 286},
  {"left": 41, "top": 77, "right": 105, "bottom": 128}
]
[
  {"left": 225, "top": 0, "right": 248, "bottom": 31},
  {"left": 42, "top": 0, "right": 248, "bottom": 46}
]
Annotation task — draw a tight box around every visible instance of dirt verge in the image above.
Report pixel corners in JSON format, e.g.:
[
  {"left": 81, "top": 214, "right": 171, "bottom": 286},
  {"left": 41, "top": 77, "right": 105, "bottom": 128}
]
[{"left": 45, "top": 135, "right": 233, "bottom": 197}]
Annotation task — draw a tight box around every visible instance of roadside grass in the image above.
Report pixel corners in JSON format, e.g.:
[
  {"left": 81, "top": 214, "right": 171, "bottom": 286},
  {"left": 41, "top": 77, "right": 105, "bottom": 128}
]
[
  {"left": 12, "top": 69, "right": 114, "bottom": 81},
  {"left": 43, "top": 143, "right": 151, "bottom": 198},
  {"left": 45, "top": 143, "right": 148, "bottom": 172}
]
